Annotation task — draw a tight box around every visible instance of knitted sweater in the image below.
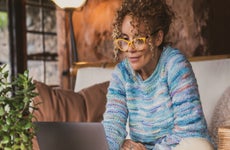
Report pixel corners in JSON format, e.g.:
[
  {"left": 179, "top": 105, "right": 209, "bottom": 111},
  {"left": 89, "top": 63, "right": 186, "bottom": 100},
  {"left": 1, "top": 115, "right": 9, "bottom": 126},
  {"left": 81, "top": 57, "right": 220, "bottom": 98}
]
[{"left": 102, "top": 46, "right": 211, "bottom": 150}]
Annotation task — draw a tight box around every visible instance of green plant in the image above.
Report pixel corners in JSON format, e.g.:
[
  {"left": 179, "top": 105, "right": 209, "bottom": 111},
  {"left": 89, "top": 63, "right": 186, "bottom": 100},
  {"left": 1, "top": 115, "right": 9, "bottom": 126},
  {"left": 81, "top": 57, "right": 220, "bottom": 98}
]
[
  {"left": 0, "top": 12, "right": 7, "bottom": 29},
  {"left": 0, "top": 65, "right": 38, "bottom": 150}
]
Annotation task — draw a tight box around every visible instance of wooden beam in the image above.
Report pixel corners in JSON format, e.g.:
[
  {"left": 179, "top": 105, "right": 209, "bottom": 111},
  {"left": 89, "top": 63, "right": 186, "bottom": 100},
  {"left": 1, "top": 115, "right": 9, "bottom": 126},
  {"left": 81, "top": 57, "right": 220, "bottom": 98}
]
[{"left": 8, "top": 0, "right": 27, "bottom": 79}]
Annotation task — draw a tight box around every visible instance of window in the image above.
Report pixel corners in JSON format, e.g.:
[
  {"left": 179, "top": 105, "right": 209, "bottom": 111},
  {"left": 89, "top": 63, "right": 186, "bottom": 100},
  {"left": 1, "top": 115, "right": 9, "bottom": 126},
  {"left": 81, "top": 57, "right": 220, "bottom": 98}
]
[
  {"left": 0, "top": 0, "right": 9, "bottom": 69},
  {"left": 26, "top": 0, "right": 58, "bottom": 85},
  {"left": 1, "top": 0, "right": 59, "bottom": 86}
]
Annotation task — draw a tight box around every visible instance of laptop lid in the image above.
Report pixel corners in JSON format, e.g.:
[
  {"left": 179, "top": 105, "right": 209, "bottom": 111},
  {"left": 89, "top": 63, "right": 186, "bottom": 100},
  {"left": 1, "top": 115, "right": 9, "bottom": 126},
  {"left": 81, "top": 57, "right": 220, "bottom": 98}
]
[{"left": 34, "top": 122, "right": 109, "bottom": 150}]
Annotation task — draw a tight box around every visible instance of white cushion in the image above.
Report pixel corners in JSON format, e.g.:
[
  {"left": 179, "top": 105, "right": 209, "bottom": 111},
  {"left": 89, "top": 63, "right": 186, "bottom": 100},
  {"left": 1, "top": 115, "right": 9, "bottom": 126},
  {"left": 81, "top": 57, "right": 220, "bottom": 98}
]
[
  {"left": 190, "top": 58, "right": 230, "bottom": 127},
  {"left": 74, "top": 67, "right": 113, "bottom": 92}
]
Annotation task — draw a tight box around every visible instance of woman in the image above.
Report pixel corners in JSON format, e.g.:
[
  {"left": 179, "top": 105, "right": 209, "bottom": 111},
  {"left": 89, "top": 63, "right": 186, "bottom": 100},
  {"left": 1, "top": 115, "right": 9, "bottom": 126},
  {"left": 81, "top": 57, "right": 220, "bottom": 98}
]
[{"left": 102, "top": 0, "right": 214, "bottom": 149}]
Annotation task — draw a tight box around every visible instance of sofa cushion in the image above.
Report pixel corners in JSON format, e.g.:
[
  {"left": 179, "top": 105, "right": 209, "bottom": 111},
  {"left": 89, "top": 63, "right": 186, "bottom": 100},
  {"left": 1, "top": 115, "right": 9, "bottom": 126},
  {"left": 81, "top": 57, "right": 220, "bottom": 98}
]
[
  {"left": 32, "top": 80, "right": 87, "bottom": 122},
  {"left": 32, "top": 80, "right": 109, "bottom": 122},
  {"left": 209, "top": 86, "right": 230, "bottom": 145},
  {"left": 79, "top": 81, "right": 109, "bottom": 122},
  {"left": 75, "top": 67, "right": 113, "bottom": 92},
  {"left": 190, "top": 58, "right": 230, "bottom": 127}
]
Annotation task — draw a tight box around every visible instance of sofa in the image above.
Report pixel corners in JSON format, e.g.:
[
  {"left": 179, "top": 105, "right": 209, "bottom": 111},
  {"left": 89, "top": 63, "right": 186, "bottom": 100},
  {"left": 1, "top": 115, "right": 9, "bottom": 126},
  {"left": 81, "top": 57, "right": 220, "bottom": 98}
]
[{"left": 32, "top": 55, "right": 230, "bottom": 149}]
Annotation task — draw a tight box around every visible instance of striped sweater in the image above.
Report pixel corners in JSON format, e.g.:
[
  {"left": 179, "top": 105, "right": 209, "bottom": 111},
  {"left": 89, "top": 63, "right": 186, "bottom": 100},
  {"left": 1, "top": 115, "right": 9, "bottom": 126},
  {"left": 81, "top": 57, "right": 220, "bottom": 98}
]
[{"left": 102, "top": 46, "right": 211, "bottom": 150}]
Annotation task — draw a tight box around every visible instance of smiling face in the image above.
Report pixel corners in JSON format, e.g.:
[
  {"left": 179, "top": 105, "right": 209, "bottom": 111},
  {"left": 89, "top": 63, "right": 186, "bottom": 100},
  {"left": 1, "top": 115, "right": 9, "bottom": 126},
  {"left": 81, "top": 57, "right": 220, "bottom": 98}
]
[{"left": 121, "top": 15, "right": 163, "bottom": 79}]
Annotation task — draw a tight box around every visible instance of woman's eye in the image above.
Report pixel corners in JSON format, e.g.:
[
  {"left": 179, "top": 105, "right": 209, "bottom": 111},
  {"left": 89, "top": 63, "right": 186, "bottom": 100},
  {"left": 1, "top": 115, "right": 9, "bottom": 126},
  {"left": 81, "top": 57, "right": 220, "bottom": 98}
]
[
  {"left": 122, "top": 37, "right": 129, "bottom": 40},
  {"left": 135, "top": 39, "right": 144, "bottom": 44}
]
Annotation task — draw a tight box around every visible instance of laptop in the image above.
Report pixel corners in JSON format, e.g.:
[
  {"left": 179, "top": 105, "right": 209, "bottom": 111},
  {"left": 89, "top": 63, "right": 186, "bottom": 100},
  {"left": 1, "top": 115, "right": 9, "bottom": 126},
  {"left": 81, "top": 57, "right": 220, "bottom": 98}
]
[{"left": 34, "top": 122, "right": 109, "bottom": 150}]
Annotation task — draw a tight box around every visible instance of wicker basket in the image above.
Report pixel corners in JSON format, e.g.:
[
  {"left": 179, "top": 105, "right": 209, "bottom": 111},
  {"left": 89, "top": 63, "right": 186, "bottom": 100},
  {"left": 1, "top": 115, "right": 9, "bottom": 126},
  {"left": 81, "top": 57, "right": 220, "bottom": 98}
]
[{"left": 218, "top": 126, "right": 230, "bottom": 150}]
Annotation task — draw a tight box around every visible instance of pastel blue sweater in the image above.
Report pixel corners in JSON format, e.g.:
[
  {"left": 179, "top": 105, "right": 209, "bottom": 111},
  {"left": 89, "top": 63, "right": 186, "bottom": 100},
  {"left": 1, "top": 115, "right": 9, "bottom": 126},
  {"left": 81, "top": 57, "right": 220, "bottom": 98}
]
[{"left": 102, "top": 46, "right": 211, "bottom": 150}]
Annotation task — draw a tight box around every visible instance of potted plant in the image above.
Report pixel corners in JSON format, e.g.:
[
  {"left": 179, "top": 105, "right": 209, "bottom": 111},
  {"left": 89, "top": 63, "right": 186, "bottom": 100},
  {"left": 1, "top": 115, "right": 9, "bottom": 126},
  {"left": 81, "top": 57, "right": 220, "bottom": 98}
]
[{"left": 0, "top": 64, "right": 38, "bottom": 150}]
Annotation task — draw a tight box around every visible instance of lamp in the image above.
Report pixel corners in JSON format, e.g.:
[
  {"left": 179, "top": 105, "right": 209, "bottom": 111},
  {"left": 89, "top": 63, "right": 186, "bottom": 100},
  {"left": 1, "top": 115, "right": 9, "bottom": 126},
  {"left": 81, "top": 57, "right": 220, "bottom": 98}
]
[
  {"left": 51, "top": 0, "right": 87, "bottom": 9},
  {"left": 52, "top": 0, "right": 87, "bottom": 62}
]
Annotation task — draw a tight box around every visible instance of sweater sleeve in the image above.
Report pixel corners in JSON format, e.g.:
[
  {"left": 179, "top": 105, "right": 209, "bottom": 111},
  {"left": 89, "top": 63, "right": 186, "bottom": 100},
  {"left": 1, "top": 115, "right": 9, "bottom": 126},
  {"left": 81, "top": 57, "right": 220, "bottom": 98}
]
[
  {"left": 102, "top": 65, "right": 128, "bottom": 150},
  {"left": 153, "top": 52, "right": 209, "bottom": 149}
]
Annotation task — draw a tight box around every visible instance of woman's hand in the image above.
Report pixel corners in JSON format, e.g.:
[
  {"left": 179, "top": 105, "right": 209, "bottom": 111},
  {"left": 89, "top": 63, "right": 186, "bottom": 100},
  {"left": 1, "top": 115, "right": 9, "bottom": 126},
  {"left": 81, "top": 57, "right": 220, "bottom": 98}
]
[{"left": 121, "top": 139, "right": 146, "bottom": 150}]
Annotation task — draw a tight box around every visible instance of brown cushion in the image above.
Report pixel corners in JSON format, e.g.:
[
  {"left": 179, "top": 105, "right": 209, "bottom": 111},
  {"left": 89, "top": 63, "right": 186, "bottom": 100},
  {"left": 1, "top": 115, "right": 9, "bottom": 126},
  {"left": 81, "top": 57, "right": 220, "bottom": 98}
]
[
  {"left": 32, "top": 80, "right": 109, "bottom": 122},
  {"left": 79, "top": 81, "right": 109, "bottom": 122},
  {"left": 32, "top": 81, "right": 87, "bottom": 122}
]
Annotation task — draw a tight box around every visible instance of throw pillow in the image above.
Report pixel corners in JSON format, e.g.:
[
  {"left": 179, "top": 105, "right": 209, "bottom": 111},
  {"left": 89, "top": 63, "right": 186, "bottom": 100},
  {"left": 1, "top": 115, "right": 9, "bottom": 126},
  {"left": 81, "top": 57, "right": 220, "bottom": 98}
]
[
  {"left": 209, "top": 86, "right": 230, "bottom": 145},
  {"left": 32, "top": 80, "right": 110, "bottom": 122},
  {"left": 79, "top": 81, "right": 109, "bottom": 122},
  {"left": 32, "top": 80, "right": 87, "bottom": 122}
]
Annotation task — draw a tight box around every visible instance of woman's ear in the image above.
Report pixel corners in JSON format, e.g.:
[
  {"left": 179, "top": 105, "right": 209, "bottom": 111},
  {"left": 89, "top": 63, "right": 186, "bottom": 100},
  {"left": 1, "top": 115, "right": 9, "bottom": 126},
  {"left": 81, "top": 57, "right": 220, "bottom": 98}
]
[{"left": 154, "top": 30, "right": 164, "bottom": 46}]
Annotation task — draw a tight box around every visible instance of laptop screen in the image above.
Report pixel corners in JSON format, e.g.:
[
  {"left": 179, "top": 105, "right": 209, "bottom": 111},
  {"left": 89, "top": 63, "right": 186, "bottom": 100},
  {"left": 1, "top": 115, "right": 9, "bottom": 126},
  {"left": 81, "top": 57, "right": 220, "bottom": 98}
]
[{"left": 34, "top": 122, "right": 108, "bottom": 150}]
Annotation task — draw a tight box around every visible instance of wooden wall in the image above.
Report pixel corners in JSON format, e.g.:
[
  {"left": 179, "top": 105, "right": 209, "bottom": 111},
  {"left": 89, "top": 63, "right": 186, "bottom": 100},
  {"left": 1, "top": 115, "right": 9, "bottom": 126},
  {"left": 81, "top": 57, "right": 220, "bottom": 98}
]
[
  {"left": 69, "top": 0, "right": 214, "bottom": 60},
  {"left": 71, "top": 0, "right": 122, "bottom": 62},
  {"left": 208, "top": 0, "right": 230, "bottom": 55}
]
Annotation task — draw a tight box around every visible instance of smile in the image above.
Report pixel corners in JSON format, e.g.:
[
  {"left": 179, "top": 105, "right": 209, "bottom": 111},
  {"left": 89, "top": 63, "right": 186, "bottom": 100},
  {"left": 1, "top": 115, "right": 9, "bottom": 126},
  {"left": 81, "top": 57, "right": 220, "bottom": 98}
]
[{"left": 128, "top": 56, "right": 141, "bottom": 63}]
